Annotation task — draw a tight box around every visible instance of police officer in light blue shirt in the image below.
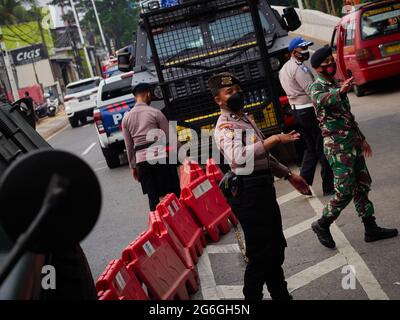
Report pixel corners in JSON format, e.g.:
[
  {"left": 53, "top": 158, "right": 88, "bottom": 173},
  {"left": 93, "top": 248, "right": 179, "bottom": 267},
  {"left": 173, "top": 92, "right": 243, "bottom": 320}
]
[{"left": 280, "top": 37, "right": 334, "bottom": 196}]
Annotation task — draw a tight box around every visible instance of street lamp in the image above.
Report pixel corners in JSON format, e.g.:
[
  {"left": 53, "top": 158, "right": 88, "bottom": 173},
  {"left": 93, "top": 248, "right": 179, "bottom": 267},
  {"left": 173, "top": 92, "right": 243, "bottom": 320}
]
[
  {"left": 0, "top": 29, "right": 20, "bottom": 102},
  {"left": 69, "top": 0, "right": 94, "bottom": 78},
  {"left": 90, "top": 0, "right": 109, "bottom": 55}
]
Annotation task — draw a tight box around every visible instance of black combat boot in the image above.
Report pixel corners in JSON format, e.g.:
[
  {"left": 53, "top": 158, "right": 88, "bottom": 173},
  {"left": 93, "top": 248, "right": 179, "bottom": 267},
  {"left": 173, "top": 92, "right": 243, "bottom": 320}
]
[
  {"left": 312, "top": 217, "right": 336, "bottom": 249},
  {"left": 362, "top": 216, "right": 398, "bottom": 243}
]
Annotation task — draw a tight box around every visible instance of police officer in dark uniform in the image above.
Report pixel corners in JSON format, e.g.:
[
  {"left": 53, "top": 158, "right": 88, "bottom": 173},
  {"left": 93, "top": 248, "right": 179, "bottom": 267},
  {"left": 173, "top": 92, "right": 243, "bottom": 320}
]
[
  {"left": 211, "top": 73, "right": 310, "bottom": 300},
  {"left": 122, "top": 83, "right": 181, "bottom": 211},
  {"left": 20, "top": 91, "right": 37, "bottom": 129}
]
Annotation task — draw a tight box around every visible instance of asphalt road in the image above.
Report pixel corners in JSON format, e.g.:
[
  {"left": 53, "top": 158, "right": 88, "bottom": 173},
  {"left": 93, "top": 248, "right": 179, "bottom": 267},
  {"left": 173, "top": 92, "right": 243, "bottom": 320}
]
[{"left": 48, "top": 79, "right": 400, "bottom": 300}]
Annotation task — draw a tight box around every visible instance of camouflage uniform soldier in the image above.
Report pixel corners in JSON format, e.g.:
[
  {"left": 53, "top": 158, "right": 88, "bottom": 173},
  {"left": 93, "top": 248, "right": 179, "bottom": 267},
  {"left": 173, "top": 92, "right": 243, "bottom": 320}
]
[{"left": 309, "top": 46, "right": 398, "bottom": 249}]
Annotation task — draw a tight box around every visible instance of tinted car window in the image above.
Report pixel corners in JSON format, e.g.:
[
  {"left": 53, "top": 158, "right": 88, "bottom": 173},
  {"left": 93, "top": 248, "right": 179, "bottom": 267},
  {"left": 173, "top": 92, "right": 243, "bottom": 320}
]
[
  {"left": 66, "top": 80, "right": 100, "bottom": 95},
  {"left": 101, "top": 77, "right": 133, "bottom": 101},
  {"left": 209, "top": 13, "right": 255, "bottom": 44},
  {"left": 345, "top": 20, "right": 356, "bottom": 46},
  {"left": 361, "top": 4, "right": 400, "bottom": 40}
]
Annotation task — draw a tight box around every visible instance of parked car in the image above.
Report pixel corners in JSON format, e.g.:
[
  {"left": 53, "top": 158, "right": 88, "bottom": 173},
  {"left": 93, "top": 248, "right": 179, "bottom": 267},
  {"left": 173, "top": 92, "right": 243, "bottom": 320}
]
[
  {"left": 64, "top": 77, "right": 102, "bottom": 128},
  {"left": 331, "top": 0, "right": 400, "bottom": 96},
  {"left": 94, "top": 72, "right": 136, "bottom": 169}
]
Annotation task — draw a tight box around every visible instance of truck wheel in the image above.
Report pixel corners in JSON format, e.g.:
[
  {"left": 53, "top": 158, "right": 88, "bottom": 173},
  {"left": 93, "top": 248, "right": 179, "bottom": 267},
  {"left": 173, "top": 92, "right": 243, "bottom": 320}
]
[
  {"left": 102, "top": 148, "right": 120, "bottom": 169},
  {"left": 353, "top": 84, "right": 366, "bottom": 97},
  {"left": 69, "top": 117, "right": 79, "bottom": 128}
]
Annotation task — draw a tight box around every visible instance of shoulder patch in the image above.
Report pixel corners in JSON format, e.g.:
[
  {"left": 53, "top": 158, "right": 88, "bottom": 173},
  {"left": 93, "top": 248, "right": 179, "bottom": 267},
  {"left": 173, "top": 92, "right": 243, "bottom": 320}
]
[
  {"left": 300, "top": 65, "right": 309, "bottom": 73},
  {"left": 219, "top": 123, "right": 234, "bottom": 130}
]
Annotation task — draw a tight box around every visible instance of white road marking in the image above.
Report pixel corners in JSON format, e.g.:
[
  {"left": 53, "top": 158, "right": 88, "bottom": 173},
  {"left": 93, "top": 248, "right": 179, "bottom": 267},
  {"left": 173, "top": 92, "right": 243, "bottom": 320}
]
[
  {"left": 95, "top": 166, "right": 108, "bottom": 172},
  {"left": 207, "top": 244, "right": 240, "bottom": 254},
  {"left": 207, "top": 217, "right": 315, "bottom": 256},
  {"left": 198, "top": 186, "right": 389, "bottom": 300},
  {"left": 283, "top": 217, "right": 315, "bottom": 239},
  {"left": 307, "top": 190, "right": 389, "bottom": 300},
  {"left": 277, "top": 190, "right": 302, "bottom": 206},
  {"left": 82, "top": 142, "right": 97, "bottom": 156},
  {"left": 217, "top": 253, "right": 347, "bottom": 300},
  {"left": 287, "top": 253, "right": 347, "bottom": 293},
  {"left": 197, "top": 248, "right": 224, "bottom": 300}
]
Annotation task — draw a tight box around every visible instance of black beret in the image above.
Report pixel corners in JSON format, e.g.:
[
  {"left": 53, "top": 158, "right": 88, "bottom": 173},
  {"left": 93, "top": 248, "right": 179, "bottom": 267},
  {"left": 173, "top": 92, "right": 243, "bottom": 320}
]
[
  {"left": 311, "top": 45, "right": 333, "bottom": 68},
  {"left": 132, "top": 82, "right": 151, "bottom": 96},
  {"left": 208, "top": 72, "right": 241, "bottom": 97}
]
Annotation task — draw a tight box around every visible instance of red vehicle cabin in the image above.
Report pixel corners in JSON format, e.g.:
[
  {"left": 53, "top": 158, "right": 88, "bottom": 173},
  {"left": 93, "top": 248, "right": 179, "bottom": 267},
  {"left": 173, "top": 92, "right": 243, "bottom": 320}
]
[{"left": 331, "top": 0, "right": 400, "bottom": 96}]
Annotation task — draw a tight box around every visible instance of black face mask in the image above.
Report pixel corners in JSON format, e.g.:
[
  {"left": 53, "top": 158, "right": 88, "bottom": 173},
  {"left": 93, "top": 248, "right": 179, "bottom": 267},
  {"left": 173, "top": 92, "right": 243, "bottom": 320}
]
[
  {"left": 227, "top": 92, "right": 245, "bottom": 112},
  {"left": 296, "top": 50, "right": 310, "bottom": 61},
  {"left": 321, "top": 62, "right": 337, "bottom": 77}
]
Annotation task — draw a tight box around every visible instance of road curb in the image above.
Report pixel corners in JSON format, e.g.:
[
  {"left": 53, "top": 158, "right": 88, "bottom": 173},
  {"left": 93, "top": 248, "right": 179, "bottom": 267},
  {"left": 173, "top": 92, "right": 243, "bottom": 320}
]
[{"left": 38, "top": 118, "right": 70, "bottom": 141}]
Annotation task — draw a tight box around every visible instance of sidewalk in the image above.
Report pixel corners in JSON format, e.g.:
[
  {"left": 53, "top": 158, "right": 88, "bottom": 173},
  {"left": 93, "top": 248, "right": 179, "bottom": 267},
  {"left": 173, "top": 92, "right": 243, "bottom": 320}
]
[{"left": 37, "top": 110, "right": 69, "bottom": 140}]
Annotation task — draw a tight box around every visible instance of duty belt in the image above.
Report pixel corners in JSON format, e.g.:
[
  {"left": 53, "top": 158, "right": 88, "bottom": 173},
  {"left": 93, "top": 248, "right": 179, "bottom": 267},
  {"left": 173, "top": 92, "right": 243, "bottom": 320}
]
[
  {"left": 240, "top": 169, "right": 274, "bottom": 186},
  {"left": 134, "top": 142, "right": 170, "bottom": 153},
  {"left": 291, "top": 103, "right": 314, "bottom": 110}
]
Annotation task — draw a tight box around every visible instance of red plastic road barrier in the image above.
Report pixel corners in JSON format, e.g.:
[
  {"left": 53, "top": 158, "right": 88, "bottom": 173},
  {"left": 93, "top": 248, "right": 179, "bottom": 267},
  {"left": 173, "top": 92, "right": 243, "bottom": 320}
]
[
  {"left": 122, "top": 226, "right": 198, "bottom": 300},
  {"left": 98, "top": 290, "right": 118, "bottom": 300},
  {"left": 180, "top": 159, "right": 205, "bottom": 189},
  {"left": 206, "top": 158, "right": 224, "bottom": 185},
  {"left": 96, "top": 259, "right": 148, "bottom": 300},
  {"left": 181, "top": 175, "right": 239, "bottom": 242},
  {"left": 156, "top": 193, "right": 206, "bottom": 263},
  {"left": 149, "top": 211, "right": 199, "bottom": 283}
]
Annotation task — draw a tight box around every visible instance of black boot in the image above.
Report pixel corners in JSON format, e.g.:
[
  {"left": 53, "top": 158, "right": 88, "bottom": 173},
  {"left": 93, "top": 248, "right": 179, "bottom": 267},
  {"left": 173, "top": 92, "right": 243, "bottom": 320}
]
[
  {"left": 363, "top": 216, "right": 398, "bottom": 243},
  {"left": 312, "top": 217, "right": 336, "bottom": 249}
]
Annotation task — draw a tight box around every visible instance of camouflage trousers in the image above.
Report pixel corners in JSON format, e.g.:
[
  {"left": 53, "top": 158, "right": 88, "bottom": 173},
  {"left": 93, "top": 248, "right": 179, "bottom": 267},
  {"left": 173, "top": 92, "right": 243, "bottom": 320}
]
[{"left": 323, "top": 143, "right": 375, "bottom": 220}]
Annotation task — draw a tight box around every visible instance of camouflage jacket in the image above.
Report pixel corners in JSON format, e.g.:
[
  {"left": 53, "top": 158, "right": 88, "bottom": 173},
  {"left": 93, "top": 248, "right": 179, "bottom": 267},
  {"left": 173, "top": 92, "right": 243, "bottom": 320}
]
[{"left": 310, "top": 75, "right": 365, "bottom": 150}]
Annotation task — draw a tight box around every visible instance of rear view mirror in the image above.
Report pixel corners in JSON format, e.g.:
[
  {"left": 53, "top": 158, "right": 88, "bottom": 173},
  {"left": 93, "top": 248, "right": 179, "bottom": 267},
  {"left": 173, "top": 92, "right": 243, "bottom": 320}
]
[
  {"left": 282, "top": 7, "right": 302, "bottom": 32},
  {"left": 0, "top": 150, "right": 102, "bottom": 254}
]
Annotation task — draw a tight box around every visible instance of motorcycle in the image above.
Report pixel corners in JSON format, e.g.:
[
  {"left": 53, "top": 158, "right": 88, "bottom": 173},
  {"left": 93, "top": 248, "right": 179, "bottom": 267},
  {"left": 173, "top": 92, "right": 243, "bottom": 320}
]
[
  {"left": 44, "top": 93, "right": 59, "bottom": 117},
  {"left": 47, "top": 98, "right": 59, "bottom": 117},
  {"left": 35, "top": 101, "right": 48, "bottom": 119}
]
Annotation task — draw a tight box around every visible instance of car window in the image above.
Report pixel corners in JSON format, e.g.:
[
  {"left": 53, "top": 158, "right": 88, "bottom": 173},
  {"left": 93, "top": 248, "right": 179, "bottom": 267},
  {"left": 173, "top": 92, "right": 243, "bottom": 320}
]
[
  {"left": 153, "top": 26, "right": 204, "bottom": 59},
  {"left": 101, "top": 77, "right": 133, "bottom": 101},
  {"left": 66, "top": 79, "right": 100, "bottom": 95},
  {"left": 209, "top": 12, "right": 255, "bottom": 44},
  {"left": 345, "top": 20, "right": 356, "bottom": 46},
  {"left": 361, "top": 3, "right": 400, "bottom": 40}
]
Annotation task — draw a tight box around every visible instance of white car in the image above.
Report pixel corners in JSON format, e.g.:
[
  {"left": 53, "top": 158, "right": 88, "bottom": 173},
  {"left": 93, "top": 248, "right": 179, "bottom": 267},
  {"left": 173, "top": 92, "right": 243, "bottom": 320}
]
[{"left": 64, "top": 77, "right": 102, "bottom": 128}]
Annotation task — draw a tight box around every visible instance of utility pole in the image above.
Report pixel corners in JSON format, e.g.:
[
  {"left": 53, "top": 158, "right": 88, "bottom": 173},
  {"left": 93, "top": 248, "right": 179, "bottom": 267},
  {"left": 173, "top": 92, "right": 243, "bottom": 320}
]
[
  {"left": 297, "top": 0, "right": 304, "bottom": 10},
  {"left": 0, "top": 40, "right": 20, "bottom": 102},
  {"left": 91, "top": 0, "right": 108, "bottom": 55},
  {"left": 69, "top": 0, "right": 94, "bottom": 78}
]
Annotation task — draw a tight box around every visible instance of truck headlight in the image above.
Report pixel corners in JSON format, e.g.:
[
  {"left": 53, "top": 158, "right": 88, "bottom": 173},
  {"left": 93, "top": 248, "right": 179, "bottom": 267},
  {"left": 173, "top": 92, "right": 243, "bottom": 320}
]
[{"left": 270, "top": 57, "right": 281, "bottom": 71}]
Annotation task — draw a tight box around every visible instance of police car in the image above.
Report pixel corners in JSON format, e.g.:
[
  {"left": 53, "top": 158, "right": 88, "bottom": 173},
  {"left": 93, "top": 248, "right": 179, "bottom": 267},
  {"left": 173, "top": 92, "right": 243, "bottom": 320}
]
[{"left": 94, "top": 72, "right": 135, "bottom": 168}]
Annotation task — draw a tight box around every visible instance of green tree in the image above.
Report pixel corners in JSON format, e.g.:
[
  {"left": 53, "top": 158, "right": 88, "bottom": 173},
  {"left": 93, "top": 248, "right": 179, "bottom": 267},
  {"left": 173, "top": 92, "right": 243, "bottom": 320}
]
[
  {"left": 78, "top": 0, "right": 139, "bottom": 50},
  {"left": 0, "top": 0, "right": 28, "bottom": 25}
]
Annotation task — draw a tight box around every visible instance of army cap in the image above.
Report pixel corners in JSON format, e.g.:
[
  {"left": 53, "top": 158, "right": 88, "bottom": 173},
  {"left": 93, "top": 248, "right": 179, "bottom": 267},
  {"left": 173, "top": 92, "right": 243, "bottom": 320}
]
[
  {"left": 208, "top": 72, "right": 241, "bottom": 97},
  {"left": 311, "top": 45, "right": 333, "bottom": 68},
  {"left": 132, "top": 82, "right": 152, "bottom": 96}
]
